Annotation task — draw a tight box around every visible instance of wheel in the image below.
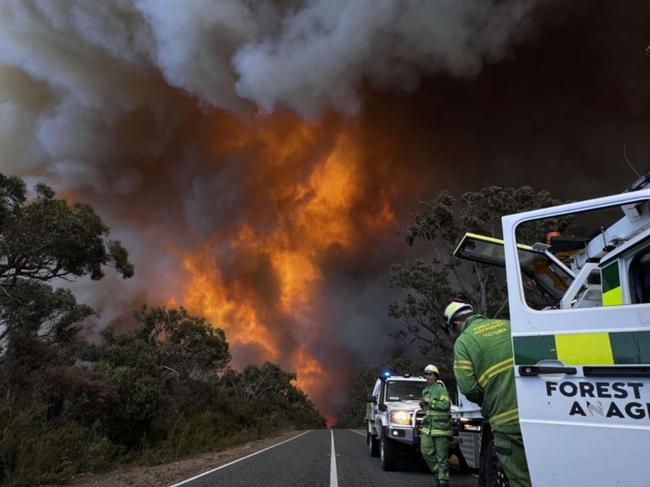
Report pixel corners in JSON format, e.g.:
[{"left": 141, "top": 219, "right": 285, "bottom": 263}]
[
  {"left": 379, "top": 435, "right": 396, "bottom": 471},
  {"left": 483, "top": 435, "right": 510, "bottom": 487},
  {"left": 452, "top": 444, "right": 470, "bottom": 472},
  {"left": 367, "top": 429, "right": 380, "bottom": 457}
]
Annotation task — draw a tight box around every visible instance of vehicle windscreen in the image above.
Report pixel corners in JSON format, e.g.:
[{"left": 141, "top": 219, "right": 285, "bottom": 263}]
[{"left": 385, "top": 381, "right": 426, "bottom": 402}]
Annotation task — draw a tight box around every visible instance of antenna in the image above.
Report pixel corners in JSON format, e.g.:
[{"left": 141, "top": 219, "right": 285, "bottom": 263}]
[{"left": 624, "top": 144, "right": 641, "bottom": 178}]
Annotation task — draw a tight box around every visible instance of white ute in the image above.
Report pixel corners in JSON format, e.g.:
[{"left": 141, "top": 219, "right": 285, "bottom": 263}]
[{"left": 366, "top": 372, "right": 427, "bottom": 471}]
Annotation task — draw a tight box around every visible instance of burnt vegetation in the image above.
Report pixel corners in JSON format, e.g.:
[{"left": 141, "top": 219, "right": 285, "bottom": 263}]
[{"left": 0, "top": 174, "right": 325, "bottom": 486}]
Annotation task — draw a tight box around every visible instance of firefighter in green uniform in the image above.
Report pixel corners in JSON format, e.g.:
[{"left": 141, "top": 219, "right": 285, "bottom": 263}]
[
  {"left": 419, "top": 364, "right": 452, "bottom": 487},
  {"left": 445, "top": 299, "right": 531, "bottom": 487}
]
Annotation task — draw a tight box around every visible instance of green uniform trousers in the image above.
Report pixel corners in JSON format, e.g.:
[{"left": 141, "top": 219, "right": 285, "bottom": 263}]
[
  {"left": 493, "top": 430, "right": 531, "bottom": 487},
  {"left": 420, "top": 434, "right": 449, "bottom": 481}
]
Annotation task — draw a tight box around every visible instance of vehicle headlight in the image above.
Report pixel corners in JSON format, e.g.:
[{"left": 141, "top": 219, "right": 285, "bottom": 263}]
[{"left": 389, "top": 410, "right": 411, "bottom": 426}]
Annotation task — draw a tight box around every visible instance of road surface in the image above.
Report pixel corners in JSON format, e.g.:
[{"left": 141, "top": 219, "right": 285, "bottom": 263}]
[{"left": 170, "top": 429, "right": 478, "bottom": 487}]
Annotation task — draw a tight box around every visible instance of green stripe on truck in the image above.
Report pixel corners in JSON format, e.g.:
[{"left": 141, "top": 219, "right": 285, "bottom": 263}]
[{"left": 513, "top": 335, "right": 557, "bottom": 364}]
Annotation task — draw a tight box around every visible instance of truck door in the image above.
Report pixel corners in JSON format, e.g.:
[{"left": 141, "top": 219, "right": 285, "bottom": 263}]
[{"left": 501, "top": 190, "right": 650, "bottom": 487}]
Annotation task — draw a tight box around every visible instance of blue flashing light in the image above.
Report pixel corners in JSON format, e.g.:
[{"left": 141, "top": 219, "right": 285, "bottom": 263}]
[{"left": 382, "top": 370, "right": 391, "bottom": 379}]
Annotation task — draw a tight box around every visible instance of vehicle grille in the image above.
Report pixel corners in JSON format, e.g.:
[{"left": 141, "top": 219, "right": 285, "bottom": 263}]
[{"left": 414, "top": 409, "right": 425, "bottom": 429}]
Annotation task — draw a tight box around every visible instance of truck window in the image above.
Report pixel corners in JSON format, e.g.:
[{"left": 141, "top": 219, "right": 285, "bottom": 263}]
[
  {"left": 385, "top": 381, "right": 426, "bottom": 402},
  {"left": 514, "top": 201, "right": 650, "bottom": 310}
]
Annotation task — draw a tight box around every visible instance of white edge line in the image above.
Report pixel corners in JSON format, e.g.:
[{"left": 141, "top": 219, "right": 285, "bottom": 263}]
[
  {"left": 349, "top": 429, "right": 366, "bottom": 437},
  {"left": 168, "top": 430, "right": 313, "bottom": 487},
  {"left": 330, "top": 429, "right": 338, "bottom": 487}
]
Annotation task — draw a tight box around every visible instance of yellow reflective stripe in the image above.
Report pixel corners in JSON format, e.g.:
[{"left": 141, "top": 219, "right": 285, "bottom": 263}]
[
  {"left": 454, "top": 360, "right": 473, "bottom": 371},
  {"left": 477, "top": 358, "right": 514, "bottom": 388},
  {"left": 421, "top": 428, "right": 453, "bottom": 436},
  {"left": 490, "top": 408, "right": 519, "bottom": 427},
  {"left": 463, "top": 233, "right": 534, "bottom": 251},
  {"left": 454, "top": 364, "right": 473, "bottom": 371},
  {"left": 555, "top": 332, "right": 614, "bottom": 365},
  {"left": 603, "top": 287, "right": 623, "bottom": 306}
]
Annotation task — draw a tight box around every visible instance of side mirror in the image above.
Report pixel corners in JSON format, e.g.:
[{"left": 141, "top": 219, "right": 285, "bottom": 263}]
[
  {"left": 367, "top": 395, "right": 377, "bottom": 403},
  {"left": 378, "top": 404, "right": 387, "bottom": 412}
]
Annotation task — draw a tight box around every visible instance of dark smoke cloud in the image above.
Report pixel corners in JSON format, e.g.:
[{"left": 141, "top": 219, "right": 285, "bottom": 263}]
[{"left": 1, "top": 0, "right": 649, "bottom": 417}]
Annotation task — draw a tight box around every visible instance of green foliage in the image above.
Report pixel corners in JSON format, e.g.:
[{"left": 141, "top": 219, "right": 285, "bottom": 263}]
[
  {"left": 0, "top": 404, "right": 116, "bottom": 486},
  {"left": 133, "top": 305, "right": 231, "bottom": 379},
  {"left": 0, "top": 173, "right": 134, "bottom": 406},
  {"left": 0, "top": 175, "right": 133, "bottom": 287},
  {"left": 138, "top": 410, "right": 275, "bottom": 465},
  {"left": 389, "top": 186, "right": 570, "bottom": 363},
  {"left": 223, "top": 363, "right": 327, "bottom": 429}
]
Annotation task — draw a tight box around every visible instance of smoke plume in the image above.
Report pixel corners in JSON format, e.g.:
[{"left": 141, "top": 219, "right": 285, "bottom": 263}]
[{"left": 1, "top": 0, "right": 649, "bottom": 418}]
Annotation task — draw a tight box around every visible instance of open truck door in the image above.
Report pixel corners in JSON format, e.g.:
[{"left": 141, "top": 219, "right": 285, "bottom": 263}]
[
  {"left": 497, "top": 190, "right": 650, "bottom": 487},
  {"left": 454, "top": 232, "right": 575, "bottom": 302}
]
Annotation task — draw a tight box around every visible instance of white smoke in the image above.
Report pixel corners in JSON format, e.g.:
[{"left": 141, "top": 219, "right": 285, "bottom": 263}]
[
  {"left": 0, "top": 0, "right": 537, "bottom": 186},
  {"left": 234, "top": 0, "right": 534, "bottom": 117}
]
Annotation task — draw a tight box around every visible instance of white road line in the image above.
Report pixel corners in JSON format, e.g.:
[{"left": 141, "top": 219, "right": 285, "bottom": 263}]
[
  {"left": 168, "top": 430, "right": 313, "bottom": 487},
  {"left": 330, "top": 429, "right": 339, "bottom": 487},
  {"left": 349, "top": 429, "right": 366, "bottom": 437}
]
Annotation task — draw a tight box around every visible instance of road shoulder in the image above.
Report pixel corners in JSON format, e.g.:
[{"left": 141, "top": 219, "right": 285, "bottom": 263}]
[{"left": 50, "top": 430, "right": 301, "bottom": 487}]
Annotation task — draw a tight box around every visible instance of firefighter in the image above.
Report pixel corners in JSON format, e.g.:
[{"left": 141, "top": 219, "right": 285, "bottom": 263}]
[
  {"left": 446, "top": 300, "right": 531, "bottom": 487},
  {"left": 419, "top": 364, "right": 452, "bottom": 487}
]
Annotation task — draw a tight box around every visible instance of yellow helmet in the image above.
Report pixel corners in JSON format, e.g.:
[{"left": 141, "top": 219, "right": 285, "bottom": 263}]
[
  {"left": 423, "top": 364, "right": 439, "bottom": 375},
  {"left": 444, "top": 300, "right": 473, "bottom": 324}
]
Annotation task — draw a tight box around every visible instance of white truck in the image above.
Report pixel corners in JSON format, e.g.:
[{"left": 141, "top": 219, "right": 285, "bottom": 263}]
[
  {"left": 366, "top": 372, "right": 428, "bottom": 471},
  {"left": 453, "top": 176, "right": 650, "bottom": 487},
  {"left": 366, "top": 372, "right": 507, "bottom": 484}
]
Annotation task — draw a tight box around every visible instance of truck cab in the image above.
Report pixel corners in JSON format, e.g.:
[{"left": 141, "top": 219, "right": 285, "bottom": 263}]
[
  {"left": 454, "top": 181, "right": 650, "bottom": 486},
  {"left": 366, "top": 372, "right": 427, "bottom": 470}
]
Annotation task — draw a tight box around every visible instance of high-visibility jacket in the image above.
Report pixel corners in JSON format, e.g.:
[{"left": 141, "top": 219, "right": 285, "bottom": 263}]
[
  {"left": 420, "top": 380, "right": 452, "bottom": 437},
  {"left": 453, "top": 314, "right": 520, "bottom": 433}
]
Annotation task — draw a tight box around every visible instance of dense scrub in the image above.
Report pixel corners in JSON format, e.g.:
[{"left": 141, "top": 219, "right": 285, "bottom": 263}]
[{"left": 0, "top": 175, "right": 325, "bottom": 486}]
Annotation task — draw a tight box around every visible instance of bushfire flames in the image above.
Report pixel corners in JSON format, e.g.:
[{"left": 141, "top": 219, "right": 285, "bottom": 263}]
[{"left": 175, "top": 113, "right": 396, "bottom": 420}]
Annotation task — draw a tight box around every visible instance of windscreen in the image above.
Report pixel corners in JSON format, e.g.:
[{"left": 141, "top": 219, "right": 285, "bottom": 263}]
[{"left": 385, "top": 380, "right": 426, "bottom": 402}]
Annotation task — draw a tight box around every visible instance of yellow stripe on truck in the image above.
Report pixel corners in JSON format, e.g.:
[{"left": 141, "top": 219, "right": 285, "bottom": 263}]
[
  {"left": 602, "top": 287, "right": 623, "bottom": 306},
  {"left": 555, "top": 332, "right": 614, "bottom": 365}
]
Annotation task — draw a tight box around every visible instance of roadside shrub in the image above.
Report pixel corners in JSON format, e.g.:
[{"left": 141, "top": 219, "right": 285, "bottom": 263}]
[
  {"left": 0, "top": 403, "right": 117, "bottom": 486},
  {"left": 137, "top": 410, "right": 274, "bottom": 464}
]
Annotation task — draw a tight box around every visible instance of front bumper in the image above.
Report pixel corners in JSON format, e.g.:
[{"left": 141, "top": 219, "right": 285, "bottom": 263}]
[{"left": 382, "top": 425, "right": 418, "bottom": 445}]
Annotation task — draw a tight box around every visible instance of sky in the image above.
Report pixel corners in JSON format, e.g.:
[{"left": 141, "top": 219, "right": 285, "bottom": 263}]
[{"left": 0, "top": 0, "right": 648, "bottom": 419}]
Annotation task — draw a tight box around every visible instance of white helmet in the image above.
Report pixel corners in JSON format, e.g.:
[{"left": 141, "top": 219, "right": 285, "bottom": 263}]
[
  {"left": 423, "top": 364, "right": 439, "bottom": 375},
  {"left": 444, "top": 300, "right": 473, "bottom": 325}
]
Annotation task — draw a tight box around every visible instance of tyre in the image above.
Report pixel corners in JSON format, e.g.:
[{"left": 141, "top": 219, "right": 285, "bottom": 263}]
[
  {"left": 368, "top": 429, "right": 380, "bottom": 457},
  {"left": 379, "top": 435, "right": 396, "bottom": 471},
  {"left": 452, "top": 444, "right": 470, "bottom": 472},
  {"left": 483, "top": 435, "right": 510, "bottom": 487}
]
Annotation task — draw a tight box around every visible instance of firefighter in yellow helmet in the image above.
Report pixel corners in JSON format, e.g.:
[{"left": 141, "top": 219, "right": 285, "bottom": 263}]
[
  {"left": 419, "top": 364, "right": 452, "bottom": 487},
  {"left": 446, "top": 299, "right": 531, "bottom": 487}
]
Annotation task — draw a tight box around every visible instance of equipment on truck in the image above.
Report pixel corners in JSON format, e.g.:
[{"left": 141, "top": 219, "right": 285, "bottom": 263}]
[{"left": 453, "top": 176, "right": 650, "bottom": 487}]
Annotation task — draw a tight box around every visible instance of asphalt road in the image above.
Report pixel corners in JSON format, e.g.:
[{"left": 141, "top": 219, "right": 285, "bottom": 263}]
[{"left": 170, "top": 429, "right": 478, "bottom": 487}]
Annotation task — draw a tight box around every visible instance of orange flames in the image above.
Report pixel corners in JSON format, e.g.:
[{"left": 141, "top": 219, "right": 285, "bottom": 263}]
[{"left": 175, "top": 112, "right": 396, "bottom": 415}]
